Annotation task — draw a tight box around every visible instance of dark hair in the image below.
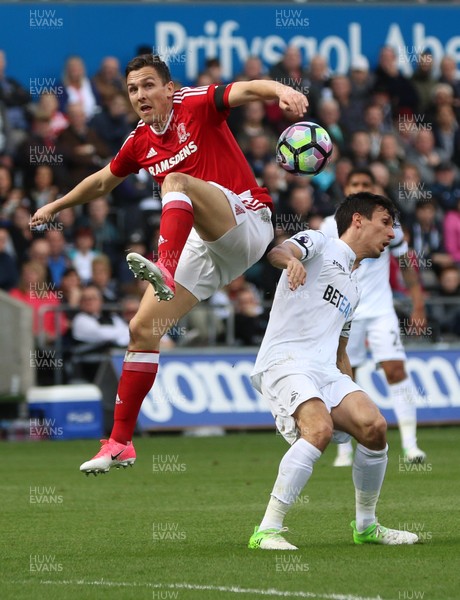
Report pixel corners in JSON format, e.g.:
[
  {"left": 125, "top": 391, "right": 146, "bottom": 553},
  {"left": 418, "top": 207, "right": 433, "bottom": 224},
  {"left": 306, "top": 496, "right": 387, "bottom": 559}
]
[
  {"left": 345, "top": 167, "right": 376, "bottom": 186},
  {"left": 125, "top": 54, "right": 171, "bottom": 84},
  {"left": 335, "top": 192, "right": 397, "bottom": 237}
]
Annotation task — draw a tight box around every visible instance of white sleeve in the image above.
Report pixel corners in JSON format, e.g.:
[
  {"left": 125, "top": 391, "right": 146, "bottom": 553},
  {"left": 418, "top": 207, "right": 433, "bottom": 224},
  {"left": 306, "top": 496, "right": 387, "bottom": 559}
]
[
  {"left": 340, "top": 320, "right": 352, "bottom": 338},
  {"left": 389, "top": 227, "right": 408, "bottom": 258},
  {"left": 283, "top": 230, "right": 327, "bottom": 261},
  {"left": 319, "top": 214, "right": 339, "bottom": 239}
]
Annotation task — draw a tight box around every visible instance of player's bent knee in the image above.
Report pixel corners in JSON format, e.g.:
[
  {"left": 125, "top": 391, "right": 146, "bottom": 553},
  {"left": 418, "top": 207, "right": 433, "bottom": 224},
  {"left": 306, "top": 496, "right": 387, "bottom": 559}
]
[
  {"left": 383, "top": 363, "right": 406, "bottom": 384},
  {"left": 297, "top": 417, "right": 333, "bottom": 449},
  {"left": 162, "top": 172, "right": 191, "bottom": 195},
  {"left": 128, "top": 316, "right": 161, "bottom": 348},
  {"left": 360, "top": 414, "right": 387, "bottom": 448}
]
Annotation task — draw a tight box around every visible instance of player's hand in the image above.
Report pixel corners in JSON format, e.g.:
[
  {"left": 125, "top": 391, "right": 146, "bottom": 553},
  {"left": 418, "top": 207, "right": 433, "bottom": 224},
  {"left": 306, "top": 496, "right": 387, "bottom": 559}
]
[
  {"left": 30, "top": 204, "right": 58, "bottom": 229},
  {"left": 278, "top": 86, "right": 309, "bottom": 117},
  {"left": 407, "top": 307, "right": 427, "bottom": 336},
  {"left": 286, "top": 258, "right": 306, "bottom": 291}
]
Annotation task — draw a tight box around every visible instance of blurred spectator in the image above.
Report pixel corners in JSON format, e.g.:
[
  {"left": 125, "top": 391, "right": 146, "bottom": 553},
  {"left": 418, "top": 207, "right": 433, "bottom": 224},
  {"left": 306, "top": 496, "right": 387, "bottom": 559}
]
[
  {"left": 68, "top": 227, "right": 100, "bottom": 284},
  {"left": 363, "top": 104, "right": 388, "bottom": 158},
  {"left": 307, "top": 54, "right": 330, "bottom": 110},
  {"left": 261, "top": 161, "right": 288, "bottom": 215},
  {"left": 71, "top": 284, "right": 128, "bottom": 346},
  {"left": 61, "top": 56, "right": 99, "bottom": 119},
  {"left": 430, "top": 161, "right": 460, "bottom": 212},
  {"left": 327, "top": 156, "right": 353, "bottom": 204},
  {"left": 408, "top": 199, "right": 453, "bottom": 285},
  {"left": 117, "top": 230, "right": 148, "bottom": 294},
  {"left": 235, "top": 100, "right": 277, "bottom": 154},
  {"left": 378, "top": 133, "right": 404, "bottom": 180},
  {"left": 0, "top": 226, "right": 18, "bottom": 290},
  {"left": 269, "top": 46, "right": 311, "bottom": 102},
  {"left": 28, "top": 237, "right": 52, "bottom": 282},
  {"left": 75, "top": 195, "right": 120, "bottom": 261},
  {"left": 233, "top": 283, "right": 269, "bottom": 346},
  {"left": 236, "top": 56, "right": 265, "bottom": 81},
  {"left": 15, "top": 111, "right": 58, "bottom": 191},
  {"left": 59, "top": 267, "right": 82, "bottom": 311},
  {"left": 9, "top": 260, "right": 65, "bottom": 340},
  {"left": 0, "top": 164, "right": 13, "bottom": 214},
  {"left": 406, "top": 129, "right": 449, "bottom": 184},
  {"left": 34, "top": 92, "right": 68, "bottom": 137},
  {"left": 45, "top": 229, "right": 70, "bottom": 286},
  {"left": 373, "top": 46, "right": 419, "bottom": 116},
  {"left": 90, "top": 254, "right": 118, "bottom": 302},
  {"left": 0, "top": 49, "right": 31, "bottom": 133},
  {"left": 430, "top": 266, "right": 460, "bottom": 338},
  {"left": 330, "top": 74, "right": 366, "bottom": 133},
  {"left": 90, "top": 92, "right": 132, "bottom": 154},
  {"left": 91, "top": 56, "right": 125, "bottom": 109},
  {"left": 438, "top": 56, "right": 460, "bottom": 114},
  {"left": 244, "top": 134, "right": 272, "bottom": 181},
  {"left": 27, "top": 165, "right": 59, "bottom": 211},
  {"left": 204, "top": 58, "right": 223, "bottom": 84},
  {"left": 396, "top": 162, "right": 424, "bottom": 222},
  {"left": 9, "top": 205, "right": 33, "bottom": 264},
  {"left": 285, "top": 185, "right": 317, "bottom": 227},
  {"left": 317, "top": 97, "right": 346, "bottom": 153},
  {"left": 56, "top": 206, "right": 77, "bottom": 244},
  {"left": 411, "top": 51, "right": 436, "bottom": 114},
  {"left": 444, "top": 197, "right": 460, "bottom": 264},
  {"left": 347, "top": 130, "right": 372, "bottom": 167},
  {"left": 57, "top": 103, "right": 110, "bottom": 188},
  {"left": 349, "top": 56, "right": 374, "bottom": 102},
  {"left": 426, "top": 83, "right": 456, "bottom": 126},
  {"left": 0, "top": 99, "right": 13, "bottom": 161},
  {"left": 369, "top": 161, "right": 393, "bottom": 198},
  {"left": 432, "top": 105, "right": 460, "bottom": 166}
]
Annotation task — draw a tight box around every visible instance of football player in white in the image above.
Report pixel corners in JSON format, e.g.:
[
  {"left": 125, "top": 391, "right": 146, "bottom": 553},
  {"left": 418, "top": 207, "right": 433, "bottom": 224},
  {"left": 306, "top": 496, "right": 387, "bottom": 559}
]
[
  {"left": 321, "top": 168, "right": 426, "bottom": 466},
  {"left": 248, "top": 192, "right": 419, "bottom": 550}
]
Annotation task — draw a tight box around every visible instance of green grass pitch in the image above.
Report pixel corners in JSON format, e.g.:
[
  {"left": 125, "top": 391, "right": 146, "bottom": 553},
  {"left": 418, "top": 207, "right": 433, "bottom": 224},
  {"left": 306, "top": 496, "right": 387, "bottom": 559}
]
[{"left": 1, "top": 428, "right": 458, "bottom": 600}]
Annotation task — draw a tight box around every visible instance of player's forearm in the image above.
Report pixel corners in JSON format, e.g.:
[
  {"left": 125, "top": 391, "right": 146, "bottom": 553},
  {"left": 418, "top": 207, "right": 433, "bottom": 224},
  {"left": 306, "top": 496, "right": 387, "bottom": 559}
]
[
  {"left": 400, "top": 263, "right": 425, "bottom": 311},
  {"left": 48, "top": 170, "right": 115, "bottom": 215},
  {"left": 268, "top": 246, "right": 297, "bottom": 269},
  {"left": 337, "top": 347, "right": 353, "bottom": 378}
]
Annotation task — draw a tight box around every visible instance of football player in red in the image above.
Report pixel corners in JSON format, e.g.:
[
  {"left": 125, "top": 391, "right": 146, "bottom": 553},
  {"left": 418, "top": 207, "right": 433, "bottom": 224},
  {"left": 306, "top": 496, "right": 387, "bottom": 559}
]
[{"left": 31, "top": 54, "right": 308, "bottom": 474}]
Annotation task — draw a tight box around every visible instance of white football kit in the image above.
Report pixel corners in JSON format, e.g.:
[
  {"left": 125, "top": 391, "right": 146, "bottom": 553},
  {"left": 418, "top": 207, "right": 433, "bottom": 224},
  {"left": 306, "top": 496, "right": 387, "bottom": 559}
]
[
  {"left": 251, "top": 230, "right": 363, "bottom": 444},
  {"left": 320, "top": 215, "right": 407, "bottom": 367}
]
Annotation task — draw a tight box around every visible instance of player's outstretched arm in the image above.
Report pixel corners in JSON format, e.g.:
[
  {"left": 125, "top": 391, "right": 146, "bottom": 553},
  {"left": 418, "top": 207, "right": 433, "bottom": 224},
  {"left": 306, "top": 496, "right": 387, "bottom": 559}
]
[
  {"left": 30, "top": 164, "right": 126, "bottom": 228},
  {"left": 227, "top": 80, "right": 308, "bottom": 117},
  {"left": 268, "top": 242, "right": 306, "bottom": 291}
]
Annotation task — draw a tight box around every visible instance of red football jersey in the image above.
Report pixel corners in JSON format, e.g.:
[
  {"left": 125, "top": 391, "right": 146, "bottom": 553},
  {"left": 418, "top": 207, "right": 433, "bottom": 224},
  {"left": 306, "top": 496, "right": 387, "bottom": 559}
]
[{"left": 110, "top": 84, "right": 273, "bottom": 210}]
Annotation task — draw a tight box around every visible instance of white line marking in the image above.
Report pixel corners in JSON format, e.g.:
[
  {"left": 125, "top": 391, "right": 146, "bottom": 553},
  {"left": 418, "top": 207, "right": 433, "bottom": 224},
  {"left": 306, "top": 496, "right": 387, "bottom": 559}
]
[{"left": 12, "top": 579, "right": 384, "bottom": 600}]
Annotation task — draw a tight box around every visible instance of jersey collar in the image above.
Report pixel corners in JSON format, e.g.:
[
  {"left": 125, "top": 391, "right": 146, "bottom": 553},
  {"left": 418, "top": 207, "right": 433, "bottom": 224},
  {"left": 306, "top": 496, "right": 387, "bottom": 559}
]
[
  {"left": 150, "top": 109, "right": 174, "bottom": 136},
  {"left": 335, "top": 238, "right": 356, "bottom": 272}
]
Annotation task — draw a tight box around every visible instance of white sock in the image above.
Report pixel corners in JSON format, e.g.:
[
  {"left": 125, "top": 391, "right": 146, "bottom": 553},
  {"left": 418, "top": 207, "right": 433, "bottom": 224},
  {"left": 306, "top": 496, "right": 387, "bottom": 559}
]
[
  {"left": 336, "top": 439, "right": 353, "bottom": 457},
  {"left": 259, "top": 438, "right": 321, "bottom": 531},
  {"left": 353, "top": 443, "right": 388, "bottom": 532},
  {"left": 389, "top": 378, "right": 418, "bottom": 450}
]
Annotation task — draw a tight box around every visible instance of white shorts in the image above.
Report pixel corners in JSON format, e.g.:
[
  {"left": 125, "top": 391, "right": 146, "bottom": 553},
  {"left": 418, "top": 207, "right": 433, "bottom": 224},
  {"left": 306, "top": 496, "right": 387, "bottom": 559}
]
[
  {"left": 347, "top": 312, "right": 406, "bottom": 368},
  {"left": 175, "top": 183, "right": 274, "bottom": 301},
  {"left": 251, "top": 363, "right": 363, "bottom": 445}
]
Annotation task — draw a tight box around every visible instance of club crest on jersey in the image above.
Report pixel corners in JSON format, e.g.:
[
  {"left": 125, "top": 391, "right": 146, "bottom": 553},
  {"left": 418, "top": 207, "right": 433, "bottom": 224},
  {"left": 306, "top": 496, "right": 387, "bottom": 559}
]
[{"left": 177, "top": 123, "right": 190, "bottom": 144}]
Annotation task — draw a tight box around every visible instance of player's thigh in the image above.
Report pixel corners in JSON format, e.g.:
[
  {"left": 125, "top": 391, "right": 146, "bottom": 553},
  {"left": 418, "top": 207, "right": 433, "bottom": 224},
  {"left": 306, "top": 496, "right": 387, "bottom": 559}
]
[
  {"left": 345, "top": 319, "right": 368, "bottom": 368},
  {"left": 367, "top": 312, "right": 406, "bottom": 364},
  {"left": 331, "top": 390, "right": 386, "bottom": 446},
  {"left": 162, "top": 174, "right": 236, "bottom": 241},
  {"left": 130, "top": 282, "right": 198, "bottom": 342}
]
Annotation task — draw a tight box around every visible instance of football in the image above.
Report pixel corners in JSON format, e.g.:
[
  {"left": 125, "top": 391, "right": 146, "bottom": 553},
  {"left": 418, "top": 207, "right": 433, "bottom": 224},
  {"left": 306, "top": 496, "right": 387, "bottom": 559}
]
[{"left": 276, "top": 121, "right": 333, "bottom": 176}]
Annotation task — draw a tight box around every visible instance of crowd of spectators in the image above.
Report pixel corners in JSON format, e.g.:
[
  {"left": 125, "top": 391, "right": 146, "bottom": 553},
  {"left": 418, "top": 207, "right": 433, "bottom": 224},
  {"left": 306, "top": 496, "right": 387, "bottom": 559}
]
[{"left": 1, "top": 44, "right": 460, "bottom": 377}]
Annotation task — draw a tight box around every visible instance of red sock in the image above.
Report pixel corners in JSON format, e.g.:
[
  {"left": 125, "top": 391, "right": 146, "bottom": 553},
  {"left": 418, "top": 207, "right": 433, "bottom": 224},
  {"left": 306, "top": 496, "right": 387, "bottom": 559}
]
[
  {"left": 158, "top": 192, "right": 194, "bottom": 277},
  {"left": 110, "top": 350, "right": 159, "bottom": 444}
]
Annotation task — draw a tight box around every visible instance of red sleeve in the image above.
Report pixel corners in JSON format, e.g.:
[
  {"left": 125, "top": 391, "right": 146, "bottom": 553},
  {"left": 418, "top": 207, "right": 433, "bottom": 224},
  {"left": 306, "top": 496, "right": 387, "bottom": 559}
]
[
  {"left": 177, "top": 85, "right": 232, "bottom": 123},
  {"left": 110, "top": 130, "right": 141, "bottom": 177}
]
